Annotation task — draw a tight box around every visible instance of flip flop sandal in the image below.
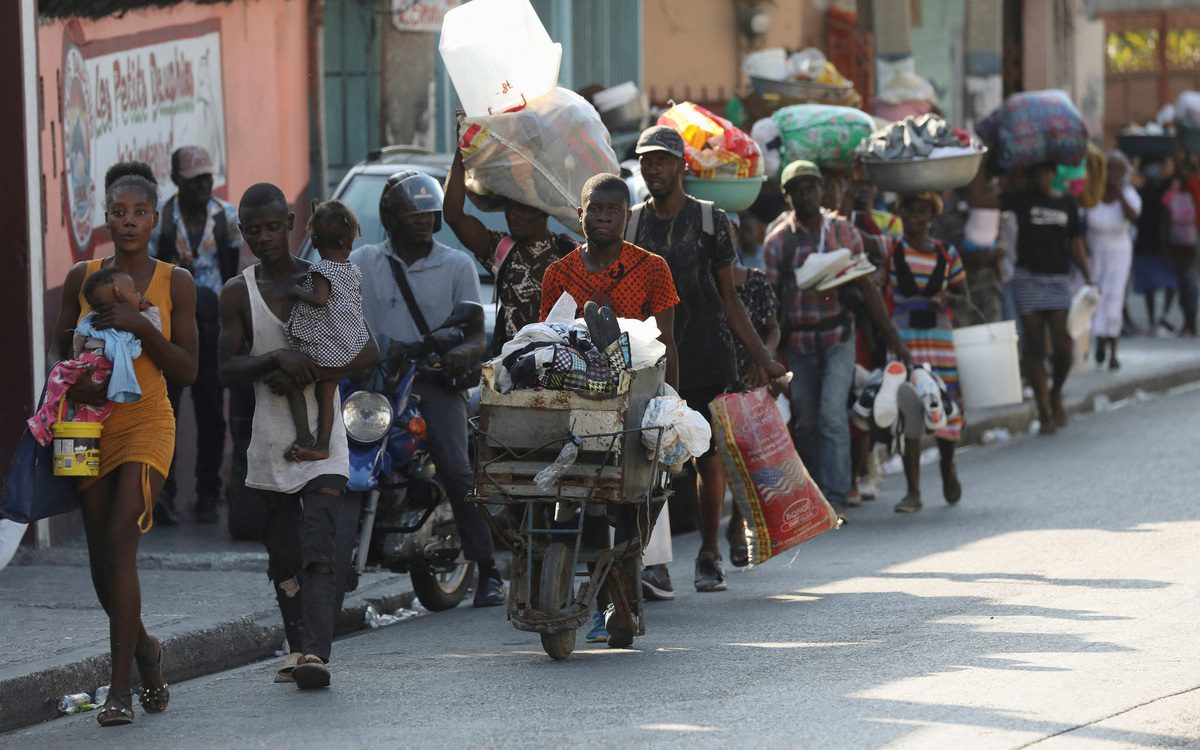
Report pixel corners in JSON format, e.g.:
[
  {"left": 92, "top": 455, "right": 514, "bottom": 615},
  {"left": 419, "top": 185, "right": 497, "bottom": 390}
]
[
  {"left": 137, "top": 638, "right": 170, "bottom": 713},
  {"left": 725, "top": 523, "right": 750, "bottom": 568},
  {"left": 96, "top": 690, "right": 135, "bottom": 727}
]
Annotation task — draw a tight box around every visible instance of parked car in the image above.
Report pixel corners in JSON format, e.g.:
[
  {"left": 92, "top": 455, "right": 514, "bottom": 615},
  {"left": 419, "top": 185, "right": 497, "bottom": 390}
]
[{"left": 301, "top": 145, "right": 578, "bottom": 340}]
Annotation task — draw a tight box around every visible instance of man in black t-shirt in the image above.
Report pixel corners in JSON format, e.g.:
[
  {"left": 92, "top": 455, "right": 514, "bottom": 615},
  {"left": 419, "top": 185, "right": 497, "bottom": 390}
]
[{"left": 628, "top": 126, "right": 787, "bottom": 597}]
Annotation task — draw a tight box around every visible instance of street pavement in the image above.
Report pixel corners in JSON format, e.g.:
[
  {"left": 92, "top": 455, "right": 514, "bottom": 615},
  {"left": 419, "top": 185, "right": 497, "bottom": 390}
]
[{"left": 5, "top": 374, "right": 1200, "bottom": 748}]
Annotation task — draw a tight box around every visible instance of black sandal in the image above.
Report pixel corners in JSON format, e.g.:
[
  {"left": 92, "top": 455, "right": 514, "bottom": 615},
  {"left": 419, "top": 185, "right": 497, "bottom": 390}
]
[
  {"left": 136, "top": 638, "right": 170, "bottom": 713},
  {"left": 96, "top": 690, "right": 134, "bottom": 727},
  {"left": 726, "top": 522, "right": 750, "bottom": 568}
]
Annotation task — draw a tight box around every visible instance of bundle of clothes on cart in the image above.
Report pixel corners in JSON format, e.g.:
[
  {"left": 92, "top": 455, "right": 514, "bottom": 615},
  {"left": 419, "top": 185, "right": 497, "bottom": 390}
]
[{"left": 489, "top": 294, "right": 662, "bottom": 395}]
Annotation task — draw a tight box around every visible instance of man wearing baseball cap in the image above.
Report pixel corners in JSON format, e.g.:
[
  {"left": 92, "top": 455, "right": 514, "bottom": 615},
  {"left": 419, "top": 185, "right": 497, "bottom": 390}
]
[
  {"left": 627, "top": 125, "right": 787, "bottom": 597},
  {"left": 763, "top": 160, "right": 910, "bottom": 513},
  {"left": 151, "top": 145, "right": 246, "bottom": 524}
]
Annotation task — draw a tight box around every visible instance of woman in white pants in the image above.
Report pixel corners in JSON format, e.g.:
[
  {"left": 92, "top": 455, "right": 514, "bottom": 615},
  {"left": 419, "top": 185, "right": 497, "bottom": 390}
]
[{"left": 1088, "top": 152, "right": 1141, "bottom": 369}]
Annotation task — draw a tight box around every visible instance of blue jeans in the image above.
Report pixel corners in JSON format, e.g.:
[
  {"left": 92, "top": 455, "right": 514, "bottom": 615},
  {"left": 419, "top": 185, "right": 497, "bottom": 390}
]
[{"left": 787, "top": 337, "right": 856, "bottom": 506}]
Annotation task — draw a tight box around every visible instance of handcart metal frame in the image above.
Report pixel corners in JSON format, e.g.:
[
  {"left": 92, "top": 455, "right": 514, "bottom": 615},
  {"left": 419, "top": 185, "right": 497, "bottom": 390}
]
[{"left": 468, "top": 362, "right": 668, "bottom": 660}]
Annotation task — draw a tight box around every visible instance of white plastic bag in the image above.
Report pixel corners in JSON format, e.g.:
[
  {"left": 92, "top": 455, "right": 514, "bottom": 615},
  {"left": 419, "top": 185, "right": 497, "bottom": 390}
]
[
  {"left": 459, "top": 87, "right": 620, "bottom": 226},
  {"left": 641, "top": 385, "right": 712, "bottom": 467},
  {"left": 438, "top": 0, "right": 561, "bottom": 118},
  {"left": 641, "top": 508, "right": 673, "bottom": 567},
  {"left": 618, "top": 317, "right": 666, "bottom": 370}
]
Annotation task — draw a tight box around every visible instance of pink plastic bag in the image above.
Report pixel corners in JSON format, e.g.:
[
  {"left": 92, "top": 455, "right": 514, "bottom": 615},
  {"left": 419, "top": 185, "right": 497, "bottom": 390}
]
[{"left": 711, "top": 388, "right": 840, "bottom": 566}]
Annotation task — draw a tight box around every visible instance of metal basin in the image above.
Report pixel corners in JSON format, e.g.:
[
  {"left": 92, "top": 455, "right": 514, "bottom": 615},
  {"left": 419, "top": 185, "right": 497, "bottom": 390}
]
[
  {"left": 749, "top": 76, "right": 854, "bottom": 103},
  {"left": 863, "top": 149, "right": 987, "bottom": 193}
]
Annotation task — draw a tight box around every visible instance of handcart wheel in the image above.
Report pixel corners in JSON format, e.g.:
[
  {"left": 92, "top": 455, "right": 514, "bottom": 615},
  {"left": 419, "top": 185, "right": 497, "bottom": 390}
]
[{"left": 538, "top": 542, "right": 577, "bottom": 660}]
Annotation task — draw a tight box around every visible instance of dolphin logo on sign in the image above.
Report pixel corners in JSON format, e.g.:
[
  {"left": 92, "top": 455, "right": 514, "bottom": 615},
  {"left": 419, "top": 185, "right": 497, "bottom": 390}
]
[{"left": 62, "top": 38, "right": 95, "bottom": 258}]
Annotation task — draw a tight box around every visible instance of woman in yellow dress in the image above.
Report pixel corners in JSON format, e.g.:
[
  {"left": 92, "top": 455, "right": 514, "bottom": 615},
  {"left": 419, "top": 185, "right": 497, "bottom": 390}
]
[{"left": 52, "top": 162, "right": 197, "bottom": 726}]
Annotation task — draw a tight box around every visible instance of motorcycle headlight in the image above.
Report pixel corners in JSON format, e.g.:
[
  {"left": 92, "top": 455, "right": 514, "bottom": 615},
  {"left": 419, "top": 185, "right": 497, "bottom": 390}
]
[{"left": 342, "top": 392, "right": 393, "bottom": 443}]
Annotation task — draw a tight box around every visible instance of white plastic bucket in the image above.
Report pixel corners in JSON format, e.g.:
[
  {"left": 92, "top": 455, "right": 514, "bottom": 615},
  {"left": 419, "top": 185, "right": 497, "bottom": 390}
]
[
  {"left": 952, "top": 320, "right": 1023, "bottom": 412},
  {"left": 439, "top": 0, "right": 562, "bottom": 117}
]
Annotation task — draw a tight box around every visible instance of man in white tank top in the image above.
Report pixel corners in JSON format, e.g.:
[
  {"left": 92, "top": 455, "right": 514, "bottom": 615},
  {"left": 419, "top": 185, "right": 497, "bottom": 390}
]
[{"left": 218, "top": 183, "right": 378, "bottom": 689}]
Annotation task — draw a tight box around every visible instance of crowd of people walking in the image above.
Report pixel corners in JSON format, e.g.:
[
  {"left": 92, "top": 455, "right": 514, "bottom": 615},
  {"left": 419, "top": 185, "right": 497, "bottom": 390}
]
[{"left": 29, "top": 116, "right": 1199, "bottom": 723}]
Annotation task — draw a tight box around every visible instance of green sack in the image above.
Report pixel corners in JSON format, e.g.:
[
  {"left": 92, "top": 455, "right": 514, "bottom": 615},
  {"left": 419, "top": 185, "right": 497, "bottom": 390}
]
[{"left": 771, "top": 104, "right": 876, "bottom": 173}]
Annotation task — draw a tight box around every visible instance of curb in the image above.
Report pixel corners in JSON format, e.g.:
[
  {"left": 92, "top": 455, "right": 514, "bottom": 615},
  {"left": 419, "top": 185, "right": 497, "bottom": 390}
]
[
  {"left": 0, "top": 581, "right": 415, "bottom": 733},
  {"left": 960, "top": 364, "right": 1200, "bottom": 446}
]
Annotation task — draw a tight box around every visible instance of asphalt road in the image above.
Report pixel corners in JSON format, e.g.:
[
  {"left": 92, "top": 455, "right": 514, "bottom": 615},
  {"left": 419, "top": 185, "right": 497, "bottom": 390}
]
[{"left": 6, "top": 386, "right": 1200, "bottom": 749}]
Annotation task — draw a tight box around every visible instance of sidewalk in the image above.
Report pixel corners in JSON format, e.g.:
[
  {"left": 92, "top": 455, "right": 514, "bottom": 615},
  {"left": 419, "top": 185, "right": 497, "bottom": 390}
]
[
  {"left": 0, "top": 518, "right": 415, "bottom": 733},
  {"left": 2, "top": 336, "right": 1198, "bottom": 734}
]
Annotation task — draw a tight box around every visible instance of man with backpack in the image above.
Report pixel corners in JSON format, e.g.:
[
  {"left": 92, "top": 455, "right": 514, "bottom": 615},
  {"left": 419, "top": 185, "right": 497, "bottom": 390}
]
[
  {"left": 151, "top": 145, "right": 245, "bottom": 524},
  {"left": 627, "top": 125, "right": 787, "bottom": 597},
  {"left": 444, "top": 150, "right": 576, "bottom": 353}
]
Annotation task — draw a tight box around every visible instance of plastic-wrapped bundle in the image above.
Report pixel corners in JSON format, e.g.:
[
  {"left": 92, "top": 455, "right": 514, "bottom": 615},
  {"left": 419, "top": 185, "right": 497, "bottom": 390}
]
[
  {"left": 975, "top": 90, "right": 1088, "bottom": 173},
  {"left": 459, "top": 87, "right": 620, "bottom": 226},
  {"left": 771, "top": 104, "right": 876, "bottom": 170},
  {"left": 658, "top": 102, "right": 763, "bottom": 179}
]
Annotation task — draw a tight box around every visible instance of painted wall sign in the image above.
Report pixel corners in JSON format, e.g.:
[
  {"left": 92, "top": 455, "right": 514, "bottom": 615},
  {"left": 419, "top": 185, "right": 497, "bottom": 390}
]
[
  {"left": 391, "top": 0, "right": 459, "bottom": 33},
  {"left": 61, "top": 20, "right": 227, "bottom": 258}
]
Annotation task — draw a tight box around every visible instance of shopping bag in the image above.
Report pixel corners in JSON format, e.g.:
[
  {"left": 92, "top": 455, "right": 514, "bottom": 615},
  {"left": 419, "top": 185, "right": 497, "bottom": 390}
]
[
  {"left": 1, "top": 429, "right": 79, "bottom": 524},
  {"left": 641, "top": 506, "right": 672, "bottom": 567},
  {"left": 711, "top": 388, "right": 839, "bottom": 566}
]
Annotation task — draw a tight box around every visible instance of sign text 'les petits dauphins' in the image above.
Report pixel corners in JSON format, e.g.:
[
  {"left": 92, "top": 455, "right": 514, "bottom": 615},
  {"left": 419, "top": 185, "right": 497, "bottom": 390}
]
[{"left": 62, "top": 23, "right": 228, "bottom": 257}]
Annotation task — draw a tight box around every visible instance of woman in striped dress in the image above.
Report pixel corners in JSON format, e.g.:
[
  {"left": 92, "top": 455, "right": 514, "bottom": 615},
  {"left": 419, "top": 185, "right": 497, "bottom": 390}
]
[{"left": 887, "top": 192, "right": 968, "bottom": 510}]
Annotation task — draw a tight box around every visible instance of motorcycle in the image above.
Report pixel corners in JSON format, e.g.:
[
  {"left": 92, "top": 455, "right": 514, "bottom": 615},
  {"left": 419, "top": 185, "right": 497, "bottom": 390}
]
[{"left": 341, "top": 303, "right": 482, "bottom": 611}]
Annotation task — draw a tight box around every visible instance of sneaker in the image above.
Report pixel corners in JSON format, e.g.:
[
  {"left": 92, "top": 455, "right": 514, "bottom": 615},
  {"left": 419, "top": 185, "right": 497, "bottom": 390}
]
[
  {"left": 694, "top": 553, "right": 727, "bottom": 592},
  {"left": 586, "top": 605, "right": 614, "bottom": 643},
  {"left": 473, "top": 566, "right": 506, "bottom": 608},
  {"left": 852, "top": 380, "right": 880, "bottom": 429},
  {"left": 846, "top": 488, "right": 863, "bottom": 507},
  {"left": 910, "top": 365, "right": 947, "bottom": 433},
  {"left": 274, "top": 652, "right": 304, "bottom": 684},
  {"left": 873, "top": 361, "right": 907, "bottom": 430},
  {"left": 641, "top": 564, "right": 675, "bottom": 601},
  {"left": 894, "top": 493, "right": 923, "bottom": 513},
  {"left": 292, "top": 655, "right": 331, "bottom": 689}
]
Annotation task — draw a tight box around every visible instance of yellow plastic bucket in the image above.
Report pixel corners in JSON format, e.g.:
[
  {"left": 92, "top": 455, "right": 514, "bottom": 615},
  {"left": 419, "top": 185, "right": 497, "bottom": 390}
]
[{"left": 52, "top": 405, "right": 102, "bottom": 477}]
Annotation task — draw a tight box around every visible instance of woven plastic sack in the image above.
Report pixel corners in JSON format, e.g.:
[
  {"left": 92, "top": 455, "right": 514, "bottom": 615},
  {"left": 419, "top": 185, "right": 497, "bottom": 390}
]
[
  {"left": 459, "top": 87, "right": 619, "bottom": 226},
  {"left": 771, "top": 104, "right": 876, "bottom": 172},
  {"left": 975, "top": 90, "right": 1088, "bottom": 173},
  {"left": 711, "top": 388, "right": 839, "bottom": 567},
  {"left": 658, "top": 102, "right": 763, "bottom": 179}
]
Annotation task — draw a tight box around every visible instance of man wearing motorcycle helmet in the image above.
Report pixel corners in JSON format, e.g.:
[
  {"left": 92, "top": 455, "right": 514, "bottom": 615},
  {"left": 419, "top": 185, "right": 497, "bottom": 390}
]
[{"left": 350, "top": 171, "right": 505, "bottom": 607}]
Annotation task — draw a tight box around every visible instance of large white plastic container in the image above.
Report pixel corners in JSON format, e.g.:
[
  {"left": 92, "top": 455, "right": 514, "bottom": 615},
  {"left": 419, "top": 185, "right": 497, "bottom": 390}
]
[
  {"left": 439, "top": 0, "right": 562, "bottom": 117},
  {"left": 952, "top": 320, "right": 1023, "bottom": 412}
]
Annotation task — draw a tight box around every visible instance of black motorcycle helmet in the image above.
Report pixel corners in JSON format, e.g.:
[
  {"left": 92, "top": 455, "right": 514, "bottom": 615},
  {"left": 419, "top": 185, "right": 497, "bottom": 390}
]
[{"left": 379, "top": 170, "right": 445, "bottom": 236}]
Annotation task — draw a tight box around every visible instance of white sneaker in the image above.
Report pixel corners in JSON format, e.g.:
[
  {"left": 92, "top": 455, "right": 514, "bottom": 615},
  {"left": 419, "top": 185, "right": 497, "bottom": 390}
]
[
  {"left": 873, "top": 361, "right": 907, "bottom": 430},
  {"left": 910, "top": 364, "right": 947, "bottom": 432}
]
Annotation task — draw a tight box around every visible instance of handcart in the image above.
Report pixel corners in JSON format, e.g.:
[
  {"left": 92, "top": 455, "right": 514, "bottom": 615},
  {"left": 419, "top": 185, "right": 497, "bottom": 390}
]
[{"left": 468, "top": 361, "right": 669, "bottom": 660}]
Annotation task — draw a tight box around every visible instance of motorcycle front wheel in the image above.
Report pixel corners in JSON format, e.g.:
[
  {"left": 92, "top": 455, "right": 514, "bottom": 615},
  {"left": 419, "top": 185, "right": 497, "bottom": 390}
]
[{"left": 410, "top": 561, "right": 475, "bottom": 612}]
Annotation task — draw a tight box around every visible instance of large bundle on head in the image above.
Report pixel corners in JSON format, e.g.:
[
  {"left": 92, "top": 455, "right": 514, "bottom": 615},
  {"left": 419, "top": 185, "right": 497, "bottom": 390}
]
[
  {"left": 770, "top": 104, "right": 876, "bottom": 174},
  {"left": 459, "top": 87, "right": 620, "bottom": 226},
  {"left": 657, "top": 101, "right": 764, "bottom": 179},
  {"left": 975, "top": 90, "right": 1088, "bottom": 173}
]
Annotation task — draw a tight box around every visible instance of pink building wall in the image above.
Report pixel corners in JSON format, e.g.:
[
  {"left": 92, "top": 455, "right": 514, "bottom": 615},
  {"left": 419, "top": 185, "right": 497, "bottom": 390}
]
[{"left": 37, "top": 0, "right": 312, "bottom": 295}]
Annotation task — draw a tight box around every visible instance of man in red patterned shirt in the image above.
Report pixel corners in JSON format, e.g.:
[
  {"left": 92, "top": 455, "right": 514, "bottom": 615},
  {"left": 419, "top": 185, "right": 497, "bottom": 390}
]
[{"left": 763, "top": 160, "right": 910, "bottom": 511}]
